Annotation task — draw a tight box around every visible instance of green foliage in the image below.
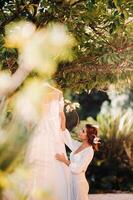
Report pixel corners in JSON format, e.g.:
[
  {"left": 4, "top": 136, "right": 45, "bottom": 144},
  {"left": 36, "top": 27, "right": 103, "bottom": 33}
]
[
  {"left": 0, "top": 0, "right": 133, "bottom": 91},
  {"left": 0, "top": 97, "right": 30, "bottom": 199},
  {"left": 83, "top": 89, "right": 133, "bottom": 192},
  {"left": 56, "top": 70, "right": 133, "bottom": 92},
  {"left": 72, "top": 88, "right": 133, "bottom": 192}
]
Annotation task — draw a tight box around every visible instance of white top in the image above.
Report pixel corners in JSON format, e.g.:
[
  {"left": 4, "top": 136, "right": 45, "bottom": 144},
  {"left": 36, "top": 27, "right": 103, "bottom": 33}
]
[{"left": 62, "top": 129, "right": 94, "bottom": 174}]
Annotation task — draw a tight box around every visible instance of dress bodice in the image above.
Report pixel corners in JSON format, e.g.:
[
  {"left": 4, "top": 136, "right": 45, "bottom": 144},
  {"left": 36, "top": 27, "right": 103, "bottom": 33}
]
[
  {"left": 25, "top": 87, "right": 65, "bottom": 164},
  {"left": 41, "top": 90, "right": 64, "bottom": 119}
]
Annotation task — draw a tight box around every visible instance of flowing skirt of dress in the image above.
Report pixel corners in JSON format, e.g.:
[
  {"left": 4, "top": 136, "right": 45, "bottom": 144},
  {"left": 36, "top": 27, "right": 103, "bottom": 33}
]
[
  {"left": 25, "top": 115, "right": 70, "bottom": 200},
  {"left": 70, "top": 174, "right": 89, "bottom": 200}
]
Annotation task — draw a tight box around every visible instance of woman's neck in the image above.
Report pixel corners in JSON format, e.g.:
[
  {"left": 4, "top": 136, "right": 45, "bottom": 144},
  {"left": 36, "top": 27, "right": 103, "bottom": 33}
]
[{"left": 82, "top": 140, "right": 90, "bottom": 147}]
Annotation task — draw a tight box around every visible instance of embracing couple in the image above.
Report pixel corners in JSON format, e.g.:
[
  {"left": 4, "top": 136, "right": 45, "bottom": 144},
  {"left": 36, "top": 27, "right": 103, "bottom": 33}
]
[{"left": 25, "top": 84, "right": 100, "bottom": 200}]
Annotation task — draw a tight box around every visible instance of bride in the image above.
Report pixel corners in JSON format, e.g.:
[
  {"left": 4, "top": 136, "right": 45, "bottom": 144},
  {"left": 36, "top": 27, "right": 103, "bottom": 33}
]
[{"left": 25, "top": 83, "right": 70, "bottom": 200}]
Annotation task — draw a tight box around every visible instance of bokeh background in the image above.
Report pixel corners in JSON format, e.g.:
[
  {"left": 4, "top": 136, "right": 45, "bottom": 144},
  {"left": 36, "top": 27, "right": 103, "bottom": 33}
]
[{"left": 0, "top": 0, "right": 133, "bottom": 199}]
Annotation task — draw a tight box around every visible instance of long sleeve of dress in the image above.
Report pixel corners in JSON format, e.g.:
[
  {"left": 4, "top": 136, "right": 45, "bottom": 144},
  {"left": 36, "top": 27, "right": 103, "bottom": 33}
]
[
  {"left": 62, "top": 129, "right": 81, "bottom": 151},
  {"left": 69, "top": 148, "right": 94, "bottom": 174},
  {"left": 59, "top": 93, "right": 66, "bottom": 131},
  {"left": 59, "top": 92, "right": 64, "bottom": 113}
]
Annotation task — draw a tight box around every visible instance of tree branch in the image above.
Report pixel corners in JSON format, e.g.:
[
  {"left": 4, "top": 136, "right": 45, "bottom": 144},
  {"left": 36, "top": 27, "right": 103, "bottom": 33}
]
[{"left": 55, "top": 63, "right": 133, "bottom": 79}]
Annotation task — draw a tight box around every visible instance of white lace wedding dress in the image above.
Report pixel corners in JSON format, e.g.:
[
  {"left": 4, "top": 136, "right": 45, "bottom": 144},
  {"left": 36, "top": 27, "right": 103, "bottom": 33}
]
[{"left": 25, "top": 87, "right": 70, "bottom": 200}]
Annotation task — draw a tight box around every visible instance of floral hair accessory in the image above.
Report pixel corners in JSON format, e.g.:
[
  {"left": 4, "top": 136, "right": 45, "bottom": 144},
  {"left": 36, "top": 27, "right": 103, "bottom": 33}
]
[{"left": 93, "top": 137, "right": 101, "bottom": 144}]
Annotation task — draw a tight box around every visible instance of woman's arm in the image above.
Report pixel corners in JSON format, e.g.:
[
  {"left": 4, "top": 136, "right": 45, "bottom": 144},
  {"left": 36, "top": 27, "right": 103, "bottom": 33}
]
[
  {"left": 60, "top": 111, "right": 66, "bottom": 131},
  {"left": 56, "top": 148, "right": 94, "bottom": 174},
  {"left": 55, "top": 153, "right": 71, "bottom": 166},
  {"left": 59, "top": 92, "right": 66, "bottom": 131},
  {"left": 61, "top": 129, "right": 73, "bottom": 151},
  {"left": 61, "top": 129, "right": 81, "bottom": 151}
]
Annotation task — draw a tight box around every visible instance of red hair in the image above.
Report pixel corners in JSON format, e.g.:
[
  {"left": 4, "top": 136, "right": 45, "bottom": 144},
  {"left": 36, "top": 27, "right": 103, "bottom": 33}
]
[{"left": 85, "top": 124, "right": 100, "bottom": 151}]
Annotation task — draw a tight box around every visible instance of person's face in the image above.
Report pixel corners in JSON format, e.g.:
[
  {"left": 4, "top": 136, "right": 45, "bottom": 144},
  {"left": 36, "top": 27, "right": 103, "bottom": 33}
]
[{"left": 78, "top": 127, "right": 88, "bottom": 141}]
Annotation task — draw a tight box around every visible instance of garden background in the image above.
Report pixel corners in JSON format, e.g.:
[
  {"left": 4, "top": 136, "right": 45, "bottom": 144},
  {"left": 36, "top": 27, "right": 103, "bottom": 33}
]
[{"left": 0, "top": 0, "right": 133, "bottom": 199}]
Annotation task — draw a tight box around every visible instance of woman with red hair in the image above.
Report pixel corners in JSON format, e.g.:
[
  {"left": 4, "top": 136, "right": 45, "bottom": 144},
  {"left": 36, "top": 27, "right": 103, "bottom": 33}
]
[{"left": 56, "top": 124, "right": 100, "bottom": 200}]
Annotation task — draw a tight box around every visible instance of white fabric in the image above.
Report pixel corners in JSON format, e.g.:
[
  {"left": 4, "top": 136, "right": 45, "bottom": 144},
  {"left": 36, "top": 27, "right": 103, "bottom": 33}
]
[
  {"left": 25, "top": 91, "right": 70, "bottom": 200},
  {"left": 62, "top": 129, "right": 94, "bottom": 200}
]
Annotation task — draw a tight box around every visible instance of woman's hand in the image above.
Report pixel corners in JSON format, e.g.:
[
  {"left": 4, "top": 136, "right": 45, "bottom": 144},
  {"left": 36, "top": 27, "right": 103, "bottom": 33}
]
[
  {"left": 55, "top": 153, "right": 70, "bottom": 166},
  {"left": 55, "top": 153, "right": 66, "bottom": 162}
]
